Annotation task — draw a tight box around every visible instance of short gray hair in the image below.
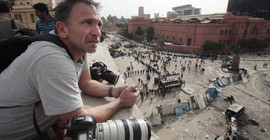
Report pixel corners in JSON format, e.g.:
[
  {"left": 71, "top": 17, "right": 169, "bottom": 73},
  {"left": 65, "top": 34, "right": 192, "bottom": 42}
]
[{"left": 54, "top": 0, "right": 100, "bottom": 34}]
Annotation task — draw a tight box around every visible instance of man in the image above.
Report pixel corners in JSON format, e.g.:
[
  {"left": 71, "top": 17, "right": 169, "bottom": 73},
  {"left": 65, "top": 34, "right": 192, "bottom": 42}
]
[
  {"left": 0, "top": 0, "right": 24, "bottom": 40},
  {"left": 0, "top": 0, "right": 139, "bottom": 139},
  {"left": 33, "top": 3, "right": 55, "bottom": 34}
]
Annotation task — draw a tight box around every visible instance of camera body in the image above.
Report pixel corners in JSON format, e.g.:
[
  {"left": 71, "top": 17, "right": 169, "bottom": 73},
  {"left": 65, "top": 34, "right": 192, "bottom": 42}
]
[
  {"left": 66, "top": 114, "right": 96, "bottom": 140},
  {"left": 66, "top": 114, "right": 151, "bottom": 140},
  {"left": 90, "top": 61, "right": 119, "bottom": 85}
]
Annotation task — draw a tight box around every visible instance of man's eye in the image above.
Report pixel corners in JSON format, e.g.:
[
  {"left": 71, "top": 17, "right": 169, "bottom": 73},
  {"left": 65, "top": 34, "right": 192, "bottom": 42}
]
[
  {"left": 98, "top": 23, "right": 102, "bottom": 28},
  {"left": 85, "top": 21, "right": 92, "bottom": 25}
]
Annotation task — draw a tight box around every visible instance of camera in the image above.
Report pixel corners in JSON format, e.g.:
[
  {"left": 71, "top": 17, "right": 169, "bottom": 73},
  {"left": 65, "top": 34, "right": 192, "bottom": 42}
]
[
  {"left": 66, "top": 114, "right": 151, "bottom": 140},
  {"left": 90, "top": 61, "right": 120, "bottom": 85}
]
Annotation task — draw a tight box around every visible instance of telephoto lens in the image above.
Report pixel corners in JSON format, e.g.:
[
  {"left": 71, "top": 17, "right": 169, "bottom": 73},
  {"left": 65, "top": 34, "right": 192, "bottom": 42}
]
[
  {"left": 66, "top": 114, "right": 151, "bottom": 140},
  {"left": 95, "top": 119, "right": 151, "bottom": 140}
]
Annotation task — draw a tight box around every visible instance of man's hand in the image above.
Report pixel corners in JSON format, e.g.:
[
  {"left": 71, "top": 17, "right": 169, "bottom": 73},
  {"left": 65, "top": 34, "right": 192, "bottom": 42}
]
[
  {"left": 117, "top": 85, "right": 139, "bottom": 108},
  {"left": 58, "top": 85, "right": 139, "bottom": 123},
  {"left": 111, "top": 85, "right": 129, "bottom": 98}
]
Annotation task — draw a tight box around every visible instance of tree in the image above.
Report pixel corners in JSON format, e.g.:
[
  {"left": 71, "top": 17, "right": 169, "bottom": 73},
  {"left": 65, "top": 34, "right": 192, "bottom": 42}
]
[
  {"left": 238, "top": 38, "right": 268, "bottom": 50},
  {"left": 133, "top": 34, "right": 144, "bottom": 43},
  {"left": 146, "top": 26, "right": 154, "bottom": 41},
  {"left": 100, "top": 31, "right": 106, "bottom": 42},
  {"left": 109, "top": 48, "right": 116, "bottom": 57},
  {"left": 202, "top": 40, "right": 218, "bottom": 51},
  {"left": 229, "top": 43, "right": 240, "bottom": 53},
  {"left": 202, "top": 40, "right": 229, "bottom": 54},
  {"left": 135, "top": 26, "right": 144, "bottom": 36}
]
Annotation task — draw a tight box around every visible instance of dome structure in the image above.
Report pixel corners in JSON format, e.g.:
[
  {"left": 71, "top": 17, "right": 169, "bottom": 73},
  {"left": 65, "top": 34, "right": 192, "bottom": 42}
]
[{"left": 167, "top": 11, "right": 179, "bottom": 19}]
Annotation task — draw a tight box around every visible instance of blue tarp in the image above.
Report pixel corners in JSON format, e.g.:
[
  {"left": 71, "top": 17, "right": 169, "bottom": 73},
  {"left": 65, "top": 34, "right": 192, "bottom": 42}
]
[
  {"left": 214, "top": 83, "right": 223, "bottom": 92},
  {"left": 210, "top": 83, "right": 223, "bottom": 92},
  {"left": 181, "top": 102, "right": 190, "bottom": 111},
  {"left": 217, "top": 79, "right": 224, "bottom": 87},
  {"left": 175, "top": 106, "right": 183, "bottom": 116},
  {"left": 206, "top": 88, "right": 218, "bottom": 97}
]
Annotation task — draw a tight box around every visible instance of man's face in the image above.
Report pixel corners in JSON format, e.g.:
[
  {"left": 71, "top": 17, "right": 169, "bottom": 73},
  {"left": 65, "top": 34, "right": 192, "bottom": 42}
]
[
  {"left": 65, "top": 2, "right": 102, "bottom": 53},
  {"left": 35, "top": 10, "right": 43, "bottom": 19}
]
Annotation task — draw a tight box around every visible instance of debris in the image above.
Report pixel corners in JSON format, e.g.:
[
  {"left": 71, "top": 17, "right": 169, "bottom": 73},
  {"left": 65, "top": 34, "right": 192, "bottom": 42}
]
[{"left": 248, "top": 119, "right": 259, "bottom": 126}]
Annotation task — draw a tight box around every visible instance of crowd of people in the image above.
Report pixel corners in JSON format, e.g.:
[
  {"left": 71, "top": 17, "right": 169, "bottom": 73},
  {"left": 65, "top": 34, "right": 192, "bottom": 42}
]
[{"left": 113, "top": 42, "right": 209, "bottom": 101}]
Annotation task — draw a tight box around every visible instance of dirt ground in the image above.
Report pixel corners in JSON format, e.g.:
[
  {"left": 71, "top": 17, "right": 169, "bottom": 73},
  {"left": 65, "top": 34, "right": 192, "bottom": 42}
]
[{"left": 102, "top": 33, "right": 270, "bottom": 140}]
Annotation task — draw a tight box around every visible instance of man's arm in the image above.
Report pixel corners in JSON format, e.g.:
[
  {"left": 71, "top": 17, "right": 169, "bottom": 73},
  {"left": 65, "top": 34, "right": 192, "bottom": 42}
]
[
  {"left": 57, "top": 85, "right": 139, "bottom": 123},
  {"left": 79, "top": 69, "right": 128, "bottom": 98}
]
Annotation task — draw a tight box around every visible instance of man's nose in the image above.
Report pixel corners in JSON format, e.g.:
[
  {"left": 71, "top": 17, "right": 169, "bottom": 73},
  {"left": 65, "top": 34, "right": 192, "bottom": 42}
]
[{"left": 91, "top": 25, "right": 101, "bottom": 38}]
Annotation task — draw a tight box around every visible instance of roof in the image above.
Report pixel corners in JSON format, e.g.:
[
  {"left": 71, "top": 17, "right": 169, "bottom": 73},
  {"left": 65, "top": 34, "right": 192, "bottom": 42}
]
[{"left": 228, "top": 103, "right": 244, "bottom": 113}]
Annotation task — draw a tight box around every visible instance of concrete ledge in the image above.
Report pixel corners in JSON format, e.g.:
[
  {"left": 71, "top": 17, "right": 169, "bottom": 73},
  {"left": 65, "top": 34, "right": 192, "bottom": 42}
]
[{"left": 83, "top": 43, "right": 144, "bottom": 120}]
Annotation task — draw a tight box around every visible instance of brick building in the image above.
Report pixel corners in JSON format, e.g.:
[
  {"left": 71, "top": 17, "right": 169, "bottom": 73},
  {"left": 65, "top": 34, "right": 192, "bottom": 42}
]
[{"left": 128, "top": 12, "right": 270, "bottom": 52}]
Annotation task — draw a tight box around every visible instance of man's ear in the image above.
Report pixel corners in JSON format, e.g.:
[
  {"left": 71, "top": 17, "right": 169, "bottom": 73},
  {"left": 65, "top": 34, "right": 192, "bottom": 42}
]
[
  {"left": 8, "top": 8, "right": 12, "bottom": 17},
  {"left": 55, "top": 21, "right": 68, "bottom": 38}
]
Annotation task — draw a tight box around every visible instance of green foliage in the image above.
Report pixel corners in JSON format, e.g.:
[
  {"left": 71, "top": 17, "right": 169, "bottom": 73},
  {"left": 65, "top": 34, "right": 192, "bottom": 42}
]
[
  {"left": 202, "top": 40, "right": 218, "bottom": 51},
  {"left": 202, "top": 40, "right": 228, "bottom": 52},
  {"left": 146, "top": 26, "right": 154, "bottom": 41},
  {"left": 109, "top": 48, "right": 116, "bottom": 57},
  {"left": 157, "top": 38, "right": 165, "bottom": 44},
  {"left": 100, "top": 31, "right": 106, "bottom": 42},
  {"left": 116, "top": 23, "right": 127, "bottom": 28},
  {"left": 217, "top": 42, "right": 228, "bottom": 49},
  {"left": 229, "top": 43, "right": 239, "bottom": 53},
  {"left": 124, "top": 32, "right": 134, "bottom": 40},
  {"left": 238, "top": 38, "right": 268, "bottom": 50},
  {"left": 133, "top": 34, "right": 144, "bottom": 43},
  {"left": 135, "top": 26, "right": 144, "bottom": 36}
]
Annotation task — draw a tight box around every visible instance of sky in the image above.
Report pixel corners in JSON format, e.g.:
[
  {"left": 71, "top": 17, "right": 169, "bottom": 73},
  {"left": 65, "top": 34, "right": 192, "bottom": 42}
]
[{"left": 96, "top": 0, "right": 229, "bottom": 19}]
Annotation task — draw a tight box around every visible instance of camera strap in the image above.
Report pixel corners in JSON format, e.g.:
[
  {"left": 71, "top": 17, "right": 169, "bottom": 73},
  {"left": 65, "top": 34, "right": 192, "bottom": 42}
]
[{"left": 0, "top": 101, "right": 49, "bottom": 139}]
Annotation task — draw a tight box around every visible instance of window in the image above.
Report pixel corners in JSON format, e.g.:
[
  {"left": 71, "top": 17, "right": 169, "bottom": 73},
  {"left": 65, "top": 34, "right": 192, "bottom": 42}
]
[
  {"left": 220, "top": 30, "right": 223, "bottom": 35},
  {"left": 241, "top": 25, "right": 244, "bottom": 29},
  {"left": 179, "top": 38, "right": 182, "bottom": 42},
  {"left": 162, "top": 35, "right": 164, "bottom": 38},
  {"left": 187, "top": 38, "right": 192, "bottom": 46},
  {"left": 31, "top": 14, "right": 35, "bottom": 23},
  {"left": 229, "top": 30, "right": 232, "bottom": 34},
  {"left": 14, "top": 14, "right": 18, "bottom": 20},
  {"left": 252, "top": 27, "right": 257, "bottom": 34},
  {"left": 18, "top": 14, "right": 23, "bottom": 22},
  {"left": 173, "top": 36, "right": 175, "bottom": 40},
  {"left": 167, "top": 35, "right": 169, "bottom": 39},
  {"left": 224, "top": 30, "right": 228, "bottom": 35},
  {"left": 227, "top": 40, "right": 230, "bottom": 44}
]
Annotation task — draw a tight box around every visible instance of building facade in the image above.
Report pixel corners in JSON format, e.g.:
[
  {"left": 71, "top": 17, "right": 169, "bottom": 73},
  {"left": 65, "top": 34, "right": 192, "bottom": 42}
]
[
  {"left": 138, "top": 6, "right": 144, "bottom": 16},
  {"left": 128, "top": 12, "right": 270, "bottom": 50},
  {"left": 131, "top": 6, "right": 151, "bottom": 20},
  {"left": 172, "top": 5, "right": 201, "bottom": 17},
  {"left": 9, "top": 0, "right": 54, "bottom": 29}
]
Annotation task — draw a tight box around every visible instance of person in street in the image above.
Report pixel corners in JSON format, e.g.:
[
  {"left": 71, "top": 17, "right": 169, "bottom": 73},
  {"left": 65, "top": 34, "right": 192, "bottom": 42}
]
[
  {"left": 0, "top": 0, "right": 139, "bottom": 139},
  {"left": 0, "top": 0, "right": 24, "bottom": 40},
  {"left": 33, "top": 3, "right": 55, "bottom": 34}
]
